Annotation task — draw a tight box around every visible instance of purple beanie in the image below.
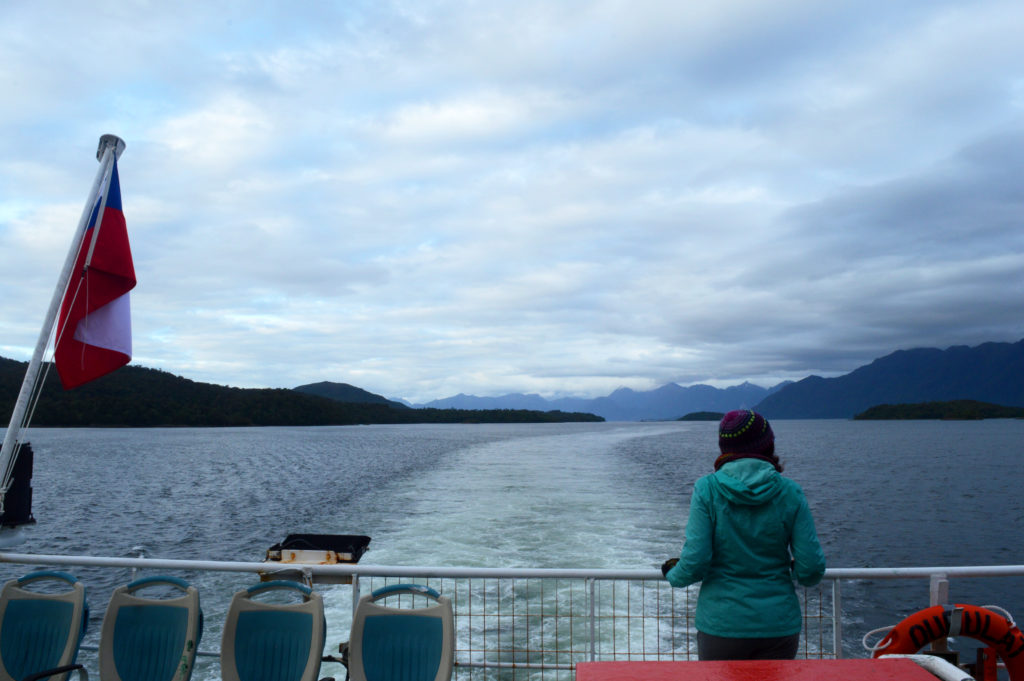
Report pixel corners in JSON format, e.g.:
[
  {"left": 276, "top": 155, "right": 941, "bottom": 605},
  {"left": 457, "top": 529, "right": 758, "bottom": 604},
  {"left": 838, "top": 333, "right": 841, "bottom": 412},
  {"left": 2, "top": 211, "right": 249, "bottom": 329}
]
[{"left": 715, "top": 410, "right": 778, "bottom": 471}]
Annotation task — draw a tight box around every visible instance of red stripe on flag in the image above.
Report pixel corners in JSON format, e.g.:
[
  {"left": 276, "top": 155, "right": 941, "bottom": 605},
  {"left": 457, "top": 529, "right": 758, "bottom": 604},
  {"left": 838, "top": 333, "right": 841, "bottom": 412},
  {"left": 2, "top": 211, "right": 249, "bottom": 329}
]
[{"left": 55, "top": 159, "right": 137, "bottom": 389}]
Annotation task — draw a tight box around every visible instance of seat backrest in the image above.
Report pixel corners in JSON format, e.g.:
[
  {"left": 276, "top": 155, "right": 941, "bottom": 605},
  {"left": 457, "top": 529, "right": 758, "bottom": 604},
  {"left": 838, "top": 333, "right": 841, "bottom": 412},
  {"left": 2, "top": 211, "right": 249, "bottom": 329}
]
[
  {"left": 348, "top": 584, "right": 454, "bottom": 681},
  {"left": 0, "top": 571, "right": 87, "bottom": 681},
  {"left": 99, "top": 576, "right": 202, "bottom": 681},
  {"left": 221, "top": 580, "right": 325, "bottom": 681}
]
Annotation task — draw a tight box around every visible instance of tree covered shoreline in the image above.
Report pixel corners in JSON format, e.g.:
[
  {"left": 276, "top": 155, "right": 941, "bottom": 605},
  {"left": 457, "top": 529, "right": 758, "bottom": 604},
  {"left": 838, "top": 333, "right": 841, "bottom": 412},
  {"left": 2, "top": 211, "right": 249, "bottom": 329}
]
[
  {"left": 0, "top": 357, "right": 602, "bottom": 426},
  {"left": 854, "top": 400, "right": 1024, "bottom": 420}
]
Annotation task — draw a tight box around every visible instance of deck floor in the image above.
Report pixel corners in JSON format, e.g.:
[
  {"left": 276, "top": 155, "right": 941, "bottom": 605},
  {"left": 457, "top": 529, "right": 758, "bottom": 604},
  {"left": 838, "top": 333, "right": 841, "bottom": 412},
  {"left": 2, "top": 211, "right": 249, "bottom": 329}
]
[{"left": 576, "top": 658, "right": 941, "bottom": 681}]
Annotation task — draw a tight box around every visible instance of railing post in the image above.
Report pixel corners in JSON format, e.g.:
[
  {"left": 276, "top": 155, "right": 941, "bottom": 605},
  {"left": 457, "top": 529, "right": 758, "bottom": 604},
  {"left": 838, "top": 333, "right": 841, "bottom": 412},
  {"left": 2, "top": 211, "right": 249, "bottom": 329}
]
[
  {"left": 929, "top": 573, "right": 949, "bottom": 652},
  {"left": 352, "top": 572, "right": 361, "bottom": 619},
  {"left": 832, "top": 579, "right": 843, "bottom": 658},
  {"left": 588, "top": 577, "right": 596, "bottom": 661},
  {"left": 929, "top": 572, "right": 949, "bottom": 606},
  {"left": 131, "top": 547, "right": 144, "bottom": 582}
]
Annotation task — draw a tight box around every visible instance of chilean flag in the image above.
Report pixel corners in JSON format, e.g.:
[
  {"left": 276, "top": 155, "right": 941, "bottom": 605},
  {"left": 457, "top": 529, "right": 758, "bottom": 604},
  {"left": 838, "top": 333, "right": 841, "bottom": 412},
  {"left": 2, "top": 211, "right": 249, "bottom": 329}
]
[{"left": 54, "top": 159, "right": 136, "bottom": 389}]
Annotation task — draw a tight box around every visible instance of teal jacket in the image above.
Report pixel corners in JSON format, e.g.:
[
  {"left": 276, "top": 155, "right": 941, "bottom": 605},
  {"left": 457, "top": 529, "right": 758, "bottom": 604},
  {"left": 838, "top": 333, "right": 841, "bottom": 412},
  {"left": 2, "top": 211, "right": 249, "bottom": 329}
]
[{"left": 665, "top": 458, "right": 826, "bottom": 638}]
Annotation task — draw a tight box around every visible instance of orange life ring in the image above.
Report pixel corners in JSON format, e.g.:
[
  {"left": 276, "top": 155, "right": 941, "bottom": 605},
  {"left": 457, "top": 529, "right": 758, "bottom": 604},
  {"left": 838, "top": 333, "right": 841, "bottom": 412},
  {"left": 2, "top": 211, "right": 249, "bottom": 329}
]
[{"left": 872, "top": 604, "right": 1024, "bottom": 681}]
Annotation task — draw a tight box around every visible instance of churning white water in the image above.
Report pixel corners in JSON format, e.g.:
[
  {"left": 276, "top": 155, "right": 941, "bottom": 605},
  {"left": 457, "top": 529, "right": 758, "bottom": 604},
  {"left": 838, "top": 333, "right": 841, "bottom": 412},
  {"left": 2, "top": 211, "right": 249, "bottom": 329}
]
[{"left": 351, "top": 423, "right": 687, "bottom": 570}]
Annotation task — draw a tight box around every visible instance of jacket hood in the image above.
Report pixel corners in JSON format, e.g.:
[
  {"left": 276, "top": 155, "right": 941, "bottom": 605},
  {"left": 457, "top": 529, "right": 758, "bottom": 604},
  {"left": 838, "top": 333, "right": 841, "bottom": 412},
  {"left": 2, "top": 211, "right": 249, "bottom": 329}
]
[{"left": 710, "top": 458, "right": 783, "bottom": 506}]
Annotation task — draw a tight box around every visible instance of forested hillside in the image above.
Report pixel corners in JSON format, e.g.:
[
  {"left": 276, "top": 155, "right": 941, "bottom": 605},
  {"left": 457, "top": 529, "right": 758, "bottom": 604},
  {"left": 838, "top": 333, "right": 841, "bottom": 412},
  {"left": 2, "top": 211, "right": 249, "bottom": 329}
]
[{"left": 0, "top": 358, "right": 601, "bottom": 426}]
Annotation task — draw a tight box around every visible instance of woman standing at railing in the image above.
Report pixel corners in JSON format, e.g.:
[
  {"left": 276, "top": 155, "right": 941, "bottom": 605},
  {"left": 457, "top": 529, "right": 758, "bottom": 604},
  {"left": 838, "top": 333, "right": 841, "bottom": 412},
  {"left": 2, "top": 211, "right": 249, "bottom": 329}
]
[{"left": 662, "top": 409, "right": 826, "bottom": 660}]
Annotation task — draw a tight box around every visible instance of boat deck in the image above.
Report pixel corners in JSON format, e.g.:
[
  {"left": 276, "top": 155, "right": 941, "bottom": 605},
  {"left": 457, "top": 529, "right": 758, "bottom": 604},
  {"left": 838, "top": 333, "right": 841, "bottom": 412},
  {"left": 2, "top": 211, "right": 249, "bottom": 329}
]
[{"left": 577, "top": 658, "right": 945, "bottom": 681}]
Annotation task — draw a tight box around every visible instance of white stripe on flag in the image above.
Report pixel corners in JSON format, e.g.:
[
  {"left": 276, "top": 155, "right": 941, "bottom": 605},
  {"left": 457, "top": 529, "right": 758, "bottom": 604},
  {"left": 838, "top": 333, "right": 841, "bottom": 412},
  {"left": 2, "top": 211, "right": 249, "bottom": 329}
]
[{"left": 73, "top": 292, "right": 132, "bottom": 356}]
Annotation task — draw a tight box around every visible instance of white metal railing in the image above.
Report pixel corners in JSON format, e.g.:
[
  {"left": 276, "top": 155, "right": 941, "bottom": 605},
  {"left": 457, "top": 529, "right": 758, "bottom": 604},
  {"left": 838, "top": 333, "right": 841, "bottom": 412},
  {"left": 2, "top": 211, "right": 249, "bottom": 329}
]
[{"left": 2, "top": 552, "right": 1022, "bottom": 680}]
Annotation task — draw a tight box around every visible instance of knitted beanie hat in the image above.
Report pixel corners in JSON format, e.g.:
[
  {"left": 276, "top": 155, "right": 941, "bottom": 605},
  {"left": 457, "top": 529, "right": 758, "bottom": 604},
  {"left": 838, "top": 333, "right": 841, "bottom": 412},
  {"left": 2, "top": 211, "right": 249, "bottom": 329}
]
[{"left": 715, "top": 409, "right": 779, "bottom": 471}]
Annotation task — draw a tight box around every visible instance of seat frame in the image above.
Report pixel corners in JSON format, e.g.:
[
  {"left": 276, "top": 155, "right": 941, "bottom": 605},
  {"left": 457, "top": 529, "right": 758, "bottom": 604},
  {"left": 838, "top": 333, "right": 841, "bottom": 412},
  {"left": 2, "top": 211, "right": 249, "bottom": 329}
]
[
  {"left": 347, "top": 583, "right": 454, "bottom": 681},
  {"left": 0, "top": 571, "right": 88, "bottom": 681},
  {"left": 98, "top": 575, "right": 202, "bottom": 681},
  {"left": 220, "top": 580, "right": 326, "bottom": 681}
]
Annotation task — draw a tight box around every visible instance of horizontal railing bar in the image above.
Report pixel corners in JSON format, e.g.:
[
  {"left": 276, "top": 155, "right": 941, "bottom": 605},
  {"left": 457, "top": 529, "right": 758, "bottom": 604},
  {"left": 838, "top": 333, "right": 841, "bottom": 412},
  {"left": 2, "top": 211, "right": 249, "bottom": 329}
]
[
  {"left": 83, "top": 645, "right": 572, "bottom": 669},
  {"left": 80, "top": 643, "right": 220, "bottom": 659},
  {"left": 0, "top": 552, "right": 655, "bottom": 579},
  {"left": 824, "top": 566, "right": 1024, "bottom": 579},
  {"left": 3, "top": 552, "right": 1023, "bottom": 580},
  {"left": 455, "top": 661, "right": 576, "bottom": 671},
  {"left": 456, "top": 659, "right": 577, "bottom": 667}
]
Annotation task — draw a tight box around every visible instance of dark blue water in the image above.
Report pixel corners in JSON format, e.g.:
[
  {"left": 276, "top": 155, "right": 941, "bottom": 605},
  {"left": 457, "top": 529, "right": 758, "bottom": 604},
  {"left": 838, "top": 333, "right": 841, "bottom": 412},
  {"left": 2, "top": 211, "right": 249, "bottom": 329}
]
[{"left": 2, "top": 420, "right": 1022, "bottom": 669}]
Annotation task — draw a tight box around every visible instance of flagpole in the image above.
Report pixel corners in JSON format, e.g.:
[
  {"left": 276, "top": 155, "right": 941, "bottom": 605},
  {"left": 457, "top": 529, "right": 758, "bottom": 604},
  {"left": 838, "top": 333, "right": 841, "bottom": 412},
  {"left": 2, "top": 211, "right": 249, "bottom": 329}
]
[{"left": 0, "top": 135, "right": 126, "bottom": 513}]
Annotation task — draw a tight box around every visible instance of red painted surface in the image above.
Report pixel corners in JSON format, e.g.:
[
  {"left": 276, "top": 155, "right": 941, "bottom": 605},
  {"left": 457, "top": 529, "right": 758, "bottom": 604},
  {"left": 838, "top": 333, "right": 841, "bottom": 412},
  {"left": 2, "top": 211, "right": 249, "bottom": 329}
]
[{"left": 576, "top": 658, "right": 939, "bottom": 681}]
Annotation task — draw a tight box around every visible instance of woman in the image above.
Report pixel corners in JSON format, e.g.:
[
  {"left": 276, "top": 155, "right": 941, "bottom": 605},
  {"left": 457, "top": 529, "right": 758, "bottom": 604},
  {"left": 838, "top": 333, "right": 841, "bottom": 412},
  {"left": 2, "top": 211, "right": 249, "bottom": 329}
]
[{"left": 663, "top": 409, "right": 826, "bottom": 660}]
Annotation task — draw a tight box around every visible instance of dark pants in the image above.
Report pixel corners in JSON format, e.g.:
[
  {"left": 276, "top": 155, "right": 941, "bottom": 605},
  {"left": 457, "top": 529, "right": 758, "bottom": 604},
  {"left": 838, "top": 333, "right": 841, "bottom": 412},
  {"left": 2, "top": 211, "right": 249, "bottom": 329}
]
[{"left": 697, "top": 631, "right": 800, "bottom": 660}]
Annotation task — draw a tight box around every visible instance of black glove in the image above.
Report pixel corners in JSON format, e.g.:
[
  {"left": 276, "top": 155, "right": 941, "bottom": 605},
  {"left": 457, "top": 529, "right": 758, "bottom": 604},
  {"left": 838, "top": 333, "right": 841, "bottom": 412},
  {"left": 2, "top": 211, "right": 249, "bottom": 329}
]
[{"left": 661, "top": 558, "right": 678, "bottom": 577}]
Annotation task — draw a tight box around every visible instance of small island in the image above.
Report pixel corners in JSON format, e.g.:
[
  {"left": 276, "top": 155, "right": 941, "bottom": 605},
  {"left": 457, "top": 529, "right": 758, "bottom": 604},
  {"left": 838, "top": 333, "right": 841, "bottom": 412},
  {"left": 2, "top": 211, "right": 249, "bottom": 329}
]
[
  {"left": 854, "top": 400, "right": 1024, "bottom": 420},
  {"left": 678, "top": 411, "right": 725, "bottom": 421}
]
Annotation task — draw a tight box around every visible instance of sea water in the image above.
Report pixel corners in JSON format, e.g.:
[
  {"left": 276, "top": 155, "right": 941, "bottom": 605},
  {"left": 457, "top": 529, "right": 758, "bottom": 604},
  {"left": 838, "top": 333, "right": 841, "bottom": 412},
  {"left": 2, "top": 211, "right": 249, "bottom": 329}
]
[{"left": 2, "top": 420, "right": 1022, "bottom": 674}]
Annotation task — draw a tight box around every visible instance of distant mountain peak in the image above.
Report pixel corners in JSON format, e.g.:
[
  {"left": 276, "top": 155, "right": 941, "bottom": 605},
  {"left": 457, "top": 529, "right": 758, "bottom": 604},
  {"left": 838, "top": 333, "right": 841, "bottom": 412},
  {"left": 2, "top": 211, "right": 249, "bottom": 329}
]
[{"left": 293, "top": 381, "right": 408, "bottom": 409}]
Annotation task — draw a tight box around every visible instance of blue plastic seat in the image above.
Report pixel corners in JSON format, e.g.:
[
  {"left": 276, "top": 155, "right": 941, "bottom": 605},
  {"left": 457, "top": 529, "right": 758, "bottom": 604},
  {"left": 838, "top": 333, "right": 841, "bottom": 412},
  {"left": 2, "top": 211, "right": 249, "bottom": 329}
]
[
  {"left": 0, "top": 571, "right": 88, "bottom": 681},
  {"left": 220, "top": 580, "right": 326, "bottom": 681},
  {"left": 97, "top": 576, "right": 202, "bottom": 681},
  {"left": 347, "top": 584, "right": 454, "bottom": 681}
]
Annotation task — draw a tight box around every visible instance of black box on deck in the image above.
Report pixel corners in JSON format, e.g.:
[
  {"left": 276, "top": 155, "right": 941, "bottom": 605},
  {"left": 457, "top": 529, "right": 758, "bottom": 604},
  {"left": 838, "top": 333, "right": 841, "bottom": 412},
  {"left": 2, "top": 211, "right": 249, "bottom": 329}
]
[{"left": 262, "top": 533, "right": 371, "bottom": 584}]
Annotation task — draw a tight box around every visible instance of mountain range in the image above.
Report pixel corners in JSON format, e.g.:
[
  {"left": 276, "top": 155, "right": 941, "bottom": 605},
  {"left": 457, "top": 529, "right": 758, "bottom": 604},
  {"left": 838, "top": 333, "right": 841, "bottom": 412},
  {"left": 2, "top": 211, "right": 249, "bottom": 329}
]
[
  {"left": 5, "top": 338, "right": 1023, "bottom": 423},
  {"left": 420, "top": 381, "right": 788, "bottom": 421},
  {"left": 755, "top": 339, "right": 1024, "bottom": 418},
  {"left": 417, "top": 339, "right": 1024, "bottom": 420}
]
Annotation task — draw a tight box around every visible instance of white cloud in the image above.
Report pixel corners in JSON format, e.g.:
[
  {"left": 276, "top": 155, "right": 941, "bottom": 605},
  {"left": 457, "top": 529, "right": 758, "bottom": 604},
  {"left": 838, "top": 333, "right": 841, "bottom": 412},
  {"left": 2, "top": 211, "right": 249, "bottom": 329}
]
[{"left": 1, "top": 0, "right": 1023, "bottom": 403}]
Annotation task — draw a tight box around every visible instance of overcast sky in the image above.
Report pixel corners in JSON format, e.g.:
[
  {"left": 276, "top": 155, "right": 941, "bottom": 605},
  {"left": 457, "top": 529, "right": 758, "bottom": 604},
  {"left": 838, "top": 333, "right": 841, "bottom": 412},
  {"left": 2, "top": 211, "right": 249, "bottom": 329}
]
[{"left": 1, "top": 1, "right": 1023, "bottom": 404}]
